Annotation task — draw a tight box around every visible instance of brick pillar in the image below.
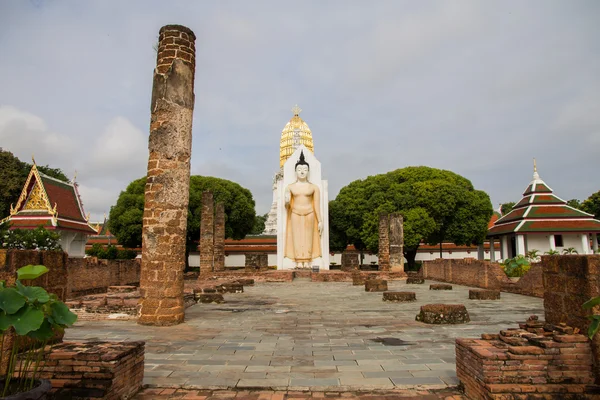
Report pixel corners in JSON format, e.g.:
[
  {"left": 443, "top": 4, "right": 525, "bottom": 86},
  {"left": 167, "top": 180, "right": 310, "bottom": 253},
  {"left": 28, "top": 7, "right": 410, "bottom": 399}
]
[
  {"left": 139, "top": 24, "right": 196, "bottom": 326},
  {"left": 542, "top": 255, "right": 600, "bottom": 383},
  {"left": 389, "top": 213, "right": 405, "bottom": 273},
  {"left": 199, "top": 191, "right": 215, "bottom": 275},
  {"left": 341, "top": 250, "right": 359, "bottom": 271},
  {"left": 378, "top": 213, "right": 390, "bottom": 271},
  {"left": 213, "top": 202, "right": 225, "bottom": 271}
]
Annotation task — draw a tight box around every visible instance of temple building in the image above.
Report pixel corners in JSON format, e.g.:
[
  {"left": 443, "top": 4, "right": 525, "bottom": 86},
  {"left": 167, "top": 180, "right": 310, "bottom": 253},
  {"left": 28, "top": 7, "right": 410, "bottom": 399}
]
[
  {"left": 263, "top": 105, "right": 315, "bottom": 235},
  {"left": 1, "top": 161, "right": 97, "bottom": 257},
  {"left": 487, "top": 161, "right": 600, "bottom": 260}
]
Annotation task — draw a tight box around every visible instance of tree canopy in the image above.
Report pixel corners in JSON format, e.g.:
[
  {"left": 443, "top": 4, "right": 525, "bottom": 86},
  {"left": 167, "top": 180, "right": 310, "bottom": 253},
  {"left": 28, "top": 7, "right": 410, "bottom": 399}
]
[
  {"left": 108, "top": 176, "right": 257, "bottom": 254},
  {"left": 500, "top": 202, "right": 516, "bottom": 215},
  {"left": 0, "top": 148, "right": 69, "bottom": 219},
  {"left": 582, "top": 190, "right": 600, "bottom": 220},
  {"left": 329, "top": 166, "right": 493, "bottom": 267}
]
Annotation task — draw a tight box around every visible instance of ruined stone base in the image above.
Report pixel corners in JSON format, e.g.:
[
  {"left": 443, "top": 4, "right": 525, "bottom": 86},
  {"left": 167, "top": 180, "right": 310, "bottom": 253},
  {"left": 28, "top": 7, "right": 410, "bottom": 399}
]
[
  {"left": 383, "top": 292, "right": 416, "bottom": 302},
  {"left": 456, "top": 316, "right": 595, "bottom": 399},
  {"left": 217, "top": 283, "right": 244, "bottom": 293},
  {"left": 430, "top": 284, "right": 452, "bottom": 290},
  {"left": 29, "top": 341, "right": 144, "bottom": 399},
  {"left": 406, "top": 277, "right": 425, "bottom": 284},
  {"left": 198, "top": 293, "right": 225, "bottom": 304},
  {"left": 234, "top": 278, "right": 255, "bottom": 286},
  {"left": 469, "top": 289, "right": 501, "bottom": 300},
  {"left": 416, "top": 304, "right": 470, "bottom": 324},
  {"left": 365, "top": 279, "right": 388, "bottom": 292}
]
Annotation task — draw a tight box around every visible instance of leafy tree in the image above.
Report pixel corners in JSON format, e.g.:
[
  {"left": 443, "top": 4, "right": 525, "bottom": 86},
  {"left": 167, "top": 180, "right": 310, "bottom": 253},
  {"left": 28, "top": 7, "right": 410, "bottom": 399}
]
[
  {"left": 250, "top": 213, "right": 268, "bottom": 235},
  {"left": 0, "top": 148, "right": 69, "bottom": 219},
  {"left": 329, "top": 166, "right": 493, "bottom": 268},
  {"left": 566, "top": 199, "right": 583, "bottom": 210},
  {"left": 582, "top": 190, "right": 600, "bottom": 219},
  {"left": 0, "top": 225, "right": 62, "bottom": 250},
  {"left": 109, "top": 176, "right": 257, "bottom": 265},
  {"left": 500, "top": 202, "right": 516, "bottom": 215}
]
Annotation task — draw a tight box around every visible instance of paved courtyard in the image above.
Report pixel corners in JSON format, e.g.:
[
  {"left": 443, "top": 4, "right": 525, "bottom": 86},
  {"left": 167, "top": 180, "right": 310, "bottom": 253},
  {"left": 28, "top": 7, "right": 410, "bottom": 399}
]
[{"left": 65, "top": 278, "right": 544, "bottom": 391}]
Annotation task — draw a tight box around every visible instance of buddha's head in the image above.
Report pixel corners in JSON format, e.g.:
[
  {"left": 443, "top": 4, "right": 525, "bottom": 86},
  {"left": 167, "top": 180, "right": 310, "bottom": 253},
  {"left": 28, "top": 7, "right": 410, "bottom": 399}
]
[{"left": 295, "top": 151, "right": 309, "bottom": 180}]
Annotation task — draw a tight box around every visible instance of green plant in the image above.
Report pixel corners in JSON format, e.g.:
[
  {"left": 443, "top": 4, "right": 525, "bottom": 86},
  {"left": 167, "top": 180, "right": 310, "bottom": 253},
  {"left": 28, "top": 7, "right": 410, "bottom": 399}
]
[
  {"left": 501, "top": 255, "right": 531, "bottom": 277},
  {"left": 1, "top": 226, "right": 61, "bottom": 251},
  {"left": 0, "top": 265, "right": 77, "bottom": 396},
  {"left": 85, "top": 244, "right": 137, "bottom": 260},
  {"left": 583, "top": 297, "right": 600, "bottom": 339},
  {"left": 562, "top": 247, "right": 578, "bottom": 255},
  {"left": 544, "top": 249, "right": 560, "bottom": 255},
  {"left": 525, "top": 249, "right": 540, "bottom": 262}
]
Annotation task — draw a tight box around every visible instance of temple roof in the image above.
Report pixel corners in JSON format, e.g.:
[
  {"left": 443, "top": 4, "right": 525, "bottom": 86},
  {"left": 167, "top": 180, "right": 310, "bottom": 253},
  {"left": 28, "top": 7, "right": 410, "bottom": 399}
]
[
  {"left": 1, "top": 162, "right": 97, "bottom": 235},
  {"left": 280, "top": 105, "right": 314, "bottom": 168},
  {"left": 488, "top": 163, "right": 600, "bottom": 237}
]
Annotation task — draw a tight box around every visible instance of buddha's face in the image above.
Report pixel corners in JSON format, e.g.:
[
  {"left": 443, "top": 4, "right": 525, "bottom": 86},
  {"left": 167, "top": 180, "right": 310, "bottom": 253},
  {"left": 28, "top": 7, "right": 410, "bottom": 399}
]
[{"left": 296, "top": 165, "right": 309, "bottom": 180}]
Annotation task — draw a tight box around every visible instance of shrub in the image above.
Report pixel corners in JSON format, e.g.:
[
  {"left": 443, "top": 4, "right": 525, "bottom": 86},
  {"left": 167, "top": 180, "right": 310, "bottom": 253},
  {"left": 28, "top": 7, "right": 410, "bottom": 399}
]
[
  {"left": 85, "top": 244, "right": 137, "bottom": 260},
  {"left": 0, "top": 225, "right": 61, "bottom": 251},
  {"left": 501, "top": 255, "right": 531, "bottom": 277},
  {"left": 544, "top": 249, "right": 560, "bottom": 255},
  {"left": 583, "top": 297, "right": 600, "bottom": 339}
]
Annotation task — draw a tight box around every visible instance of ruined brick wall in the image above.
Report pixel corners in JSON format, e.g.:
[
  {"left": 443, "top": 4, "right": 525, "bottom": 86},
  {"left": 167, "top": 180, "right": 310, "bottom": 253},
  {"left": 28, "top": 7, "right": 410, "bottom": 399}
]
[
  {"left": 139, "top": 24, "right": 196, "bottom": 326},
  {"left": 213, "top": 202, "right": 225, "bottom": 271},
  {"left": 421, "top": 258, "right": 544, "bottom": 298},
  {"left": 378, "top": 213, "right": 390, "bottom": 271},
  {"left": 32, "top": 341, "right": 144, "bottom": 399},
  {"left": 388, "top": 213, "right": 404, "bottom": 272},
  {"left": 67, "top": 258, "right": 140, "bottom": 298},
  {"left": 543, "top": 255, "right": 600, "bottom": 382},
  {"left": 456, "top": 318, "right": 595, "bottom": 399},
  {"left": 199, "top": 191, "right": 215, "bottom": 274},
  {"left": 341, "top": 250, "right": 359, "bottom": 271},
  {"left": 245, "top": 253, "right": 268, "bottom": 270}
]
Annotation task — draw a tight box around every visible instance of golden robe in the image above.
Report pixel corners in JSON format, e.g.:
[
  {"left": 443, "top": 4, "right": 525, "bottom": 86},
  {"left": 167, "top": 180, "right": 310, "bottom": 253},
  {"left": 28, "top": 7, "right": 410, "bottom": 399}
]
[{"left": 284, "top": 187, "right": 321, "bottom": 263}]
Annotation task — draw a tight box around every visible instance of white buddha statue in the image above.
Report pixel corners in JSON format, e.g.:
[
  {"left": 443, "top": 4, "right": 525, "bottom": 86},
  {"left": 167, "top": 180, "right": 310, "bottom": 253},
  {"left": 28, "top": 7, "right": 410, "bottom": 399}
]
[{"left": 284, "top": 151, "right": 322, "bottom": 268}]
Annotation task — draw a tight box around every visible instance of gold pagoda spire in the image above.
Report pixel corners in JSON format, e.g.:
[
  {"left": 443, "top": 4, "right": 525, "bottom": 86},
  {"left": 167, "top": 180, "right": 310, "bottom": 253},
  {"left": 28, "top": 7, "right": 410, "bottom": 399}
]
[{"left": 279, "top": 105, "right": 314, "bottom": 168}]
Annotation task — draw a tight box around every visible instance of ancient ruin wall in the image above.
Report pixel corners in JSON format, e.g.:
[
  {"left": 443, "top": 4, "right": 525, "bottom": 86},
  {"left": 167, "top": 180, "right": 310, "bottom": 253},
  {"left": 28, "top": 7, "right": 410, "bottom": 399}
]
[
  {"left": 341, "top": 250, "right": 359, "bottom": 271},
  {"left": 388, "top": 213, "right": 404, "bottom": 272},
  {"left": 199, "top": 191, "right": 215, "bottom": 274},
  {"left": 378, "top": 213, "right": 390, "bottom": 271},
  {"left": 66, "top": 257, "right": 140, "bottom": 298},
  {"left": 139, "top": 24, "right": 196, "bottom": 326},
  {"left": 213, "top": 202, "right": 225, "bottom": 271}
]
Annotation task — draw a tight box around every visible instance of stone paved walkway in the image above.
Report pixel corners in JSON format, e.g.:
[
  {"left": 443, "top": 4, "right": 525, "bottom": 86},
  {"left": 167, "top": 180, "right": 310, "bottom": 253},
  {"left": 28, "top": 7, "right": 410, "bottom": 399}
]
[{"left": 65, "top": 278, "right": 544, "bottom": 391}]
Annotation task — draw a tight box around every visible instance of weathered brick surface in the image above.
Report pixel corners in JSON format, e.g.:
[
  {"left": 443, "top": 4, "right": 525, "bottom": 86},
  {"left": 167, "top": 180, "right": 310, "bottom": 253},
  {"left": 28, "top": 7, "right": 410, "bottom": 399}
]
[
  {"left": 197, "top": 293, "right": 224, "bottom": 303},
  {"left": 139, "top": 24, "right": 196, "bottom": 326},
  {"left": 67, "top": 257, "right": 140, "bottom": 298},
  {"left": 378, "top": 213, "right": 390, "bottom": 271},
  {"left": 542, "top": 255, "right": 600, "bottom": 384},
  {"left": 469, "top": 289, "right": 501, "bottom": 300},
  {"left": 389, "top": 212, "right": 404, "bottom": 273},
  {"left": 456, "top": 316, "right": 596, "bottom": 399},
  {"left": 383, "top": 291, "right": 416, "bottom": 302},
  {"left": 420, "top": 258, "right": 544, "bottom": 298},
  {"left": 213, "top": 202, "right": 225, "bottom": 271},
  {"left": 365, "top": 279, "right": 388, "bottom": 292},
  {"left": 341, "top": 250, "right": 359, "bottom": 271},
  {"left": 416, "top": 304, "right": 470, "bottom": 324},
  {"left": 245, "top": 253, "right": 268, "bottom": 270},
  {"left": 406, "top": 277, "right": 425, "bottom": 284},
  {"left": 25, "top": 341, "right": 144, "bottom": 399},
  {"left": 430, "top": 284, "right": 452, "bottom": 290},
  {"left": 199, "top": 191, "right": 215, "bottom": 274}
]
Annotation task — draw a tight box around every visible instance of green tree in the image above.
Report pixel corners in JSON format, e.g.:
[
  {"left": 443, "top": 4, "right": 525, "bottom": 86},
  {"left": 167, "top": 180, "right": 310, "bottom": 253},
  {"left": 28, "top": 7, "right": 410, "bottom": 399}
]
[
  {"left": 500, "top": 202, "right": 516, "bottom": 215},
  {"left": 250, "top": 213, "right": 268, "bottom": 235},
  {"left": 0, "top": 149, "right": 69, "bottom": 219},
  {"left": 329, "top": 166, "right": 493, "bottom": 268},
  {"left": 566, "top": 199, "right": 583, "bottom": 210},
  {"left": 582, "top": 190, "right": 600, "bottom": 219},
  {"left": 109, "top": 176, "right": 257, "bottom": 265}
]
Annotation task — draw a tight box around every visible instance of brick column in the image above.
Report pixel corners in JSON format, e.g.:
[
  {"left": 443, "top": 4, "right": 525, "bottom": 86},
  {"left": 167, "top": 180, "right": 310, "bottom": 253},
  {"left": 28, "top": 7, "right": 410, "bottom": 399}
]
[
  {"left": 213, "top": 202, "right": 225, "bottom": 271},
  {"left": 378, "top": 213, "right": 390, "bottom": 271},
  {"left": 199, "top": 191, "right": 215, "bottom": 275},
  {"left": 543, "top": 255, "right": 600, "bottom": 383},
  {"left": 341, "top": 250, "right": 359, "bottom": 271},
  {"left": 389, "top": 213, "right": 404, "bottom": 273},
  {"left": 139, "top": 24, "right": 196, "bottom": 326}
]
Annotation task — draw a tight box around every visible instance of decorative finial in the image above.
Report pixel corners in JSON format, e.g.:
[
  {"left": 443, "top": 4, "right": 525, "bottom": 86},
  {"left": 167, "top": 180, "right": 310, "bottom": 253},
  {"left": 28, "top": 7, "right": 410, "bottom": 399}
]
[
  {"left": 291, "top": 104, "right": 302, "bottom": 116},
  {"left": 31, "top": 155, "right": 36, "bottom": 165},
  {"left": 533, "top": 158, "right": 537, "bottom": 173},
  {"left": 532, "top": 158, "right": 540, "bottom": 180},
  {"left": 73, "top": 170, "right": 78, "bottom": 182}
]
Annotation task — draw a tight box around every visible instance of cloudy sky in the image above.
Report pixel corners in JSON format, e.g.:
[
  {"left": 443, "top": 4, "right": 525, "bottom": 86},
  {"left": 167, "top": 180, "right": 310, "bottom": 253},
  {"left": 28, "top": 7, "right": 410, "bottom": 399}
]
[{"left": 1, "top": 1, "right": 598, "bottom": 221}]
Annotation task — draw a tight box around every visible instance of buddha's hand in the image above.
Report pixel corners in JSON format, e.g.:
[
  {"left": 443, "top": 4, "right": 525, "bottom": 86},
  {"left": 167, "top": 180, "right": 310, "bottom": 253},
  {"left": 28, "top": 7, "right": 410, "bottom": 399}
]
[{"left": 318, "top": 222, "right": 323, "bottom": 235}]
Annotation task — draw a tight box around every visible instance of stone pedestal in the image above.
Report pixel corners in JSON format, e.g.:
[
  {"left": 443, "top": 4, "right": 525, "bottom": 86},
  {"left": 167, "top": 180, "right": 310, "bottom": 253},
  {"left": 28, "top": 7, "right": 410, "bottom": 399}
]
[
  {"left": 430, "top": 284, "right": 452, "bottom": 290},
  {"left": 365, "top": 279, "right": 388, "bottom": 292},
  {"left": 383, "top": 292, "right": 416, "bottom": 302},
  {"left": 469, "top": 289, "right": 501, "bottom": 300},
  {"left": 341, "top": 250, "right": 359, "bottom": 271},
  {"left": 416, "top": 304, "right": 470, "bottom": 324},
  {"left": 139, "top": 24, "right": 196, "bottom": 326}
]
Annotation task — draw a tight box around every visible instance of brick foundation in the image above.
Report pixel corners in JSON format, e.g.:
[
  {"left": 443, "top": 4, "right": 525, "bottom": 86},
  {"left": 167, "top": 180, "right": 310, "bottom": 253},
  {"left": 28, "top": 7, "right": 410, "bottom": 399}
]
[
  {"left": 139, "top": 24, "right": 196, "bottom": 326},
  {"left": 30, "top": 341, "right": 144, "bottom": 399},
  {"left": 365, "top": 279, "right": 388, "bottom": 292},
  {"left": 406, "top": 277, "right": 425, "bottom": 284},
  {"left": 341, "top": 250, "right": 359, "bottom": 271},
  {"left": 383, "top": 292, "right": 416, "bottom": 302},
  {"left": 245, "top": 253, "right": 268, "bottom": 271},
  {"left": 456, "top": 316, "right": 595, "bottom": 399},
  {"left": 416, "top": 304, "right": 470, "bottom": 324},
  {"left": 67, "top": 257, "right": 140, "bottom": 298},
  {"left": 430, "top": 284, "right": 452, "bottom": 290},
  {"left": 469, "top": 289, "right": 501, "bottom": 300}
]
